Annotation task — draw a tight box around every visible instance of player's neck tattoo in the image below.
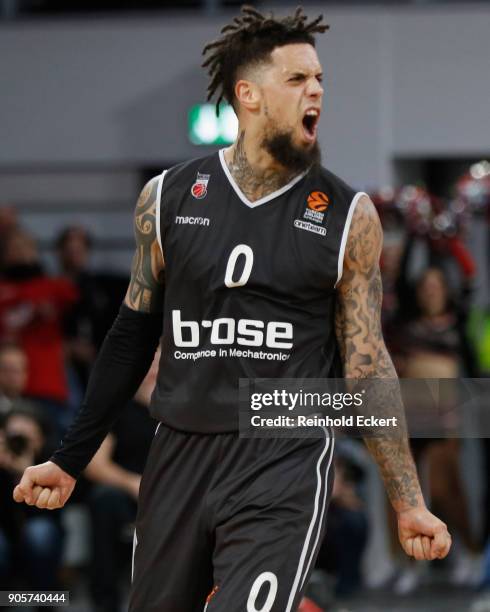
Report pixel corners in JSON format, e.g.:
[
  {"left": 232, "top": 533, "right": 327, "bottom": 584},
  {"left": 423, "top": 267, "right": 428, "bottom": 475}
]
[{"left": 227, "top": 131, "right": 297, "bottom": 203}]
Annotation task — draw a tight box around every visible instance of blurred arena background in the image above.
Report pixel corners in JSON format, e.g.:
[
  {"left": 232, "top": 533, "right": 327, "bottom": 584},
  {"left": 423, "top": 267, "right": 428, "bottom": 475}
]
[{"left": 0, "top": 1, "right": 489, "bottom": 610}]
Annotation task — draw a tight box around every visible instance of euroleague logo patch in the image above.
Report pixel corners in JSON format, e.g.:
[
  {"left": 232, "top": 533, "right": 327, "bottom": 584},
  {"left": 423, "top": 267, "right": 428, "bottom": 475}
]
[
  {"left": 191, "top": 172, "right": 210, "bottom": 199},
  {"left": 300, "top": 190, "right": 331, "bottom": 227},
  {"left": 307, "top": 191, "right": 330, "bottom": 212}
]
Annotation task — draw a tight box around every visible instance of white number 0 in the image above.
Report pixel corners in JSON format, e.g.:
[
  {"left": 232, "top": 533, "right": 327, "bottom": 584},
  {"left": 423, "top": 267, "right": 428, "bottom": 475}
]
[
  {"left": 224, "top": 244, "right": 254, "bottom": 288},
  {"left": 246, "top": 572, "right": 278, "bottom": 612}
]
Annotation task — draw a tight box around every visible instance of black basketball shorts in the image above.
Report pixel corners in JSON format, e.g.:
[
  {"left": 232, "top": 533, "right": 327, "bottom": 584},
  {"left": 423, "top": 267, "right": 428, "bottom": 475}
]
[{"left": 129, "top": 423, "right": 334, "bottom": 612}]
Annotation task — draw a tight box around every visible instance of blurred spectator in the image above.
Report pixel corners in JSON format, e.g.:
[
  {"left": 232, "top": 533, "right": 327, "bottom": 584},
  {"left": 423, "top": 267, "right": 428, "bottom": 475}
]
[
  {"left": 0, "top": 402, "right": 63, "bottom": 595},
  {"left": 402, "top": 267, "right": 476, "bottom": 376},
  {"left": 56, "top": 225, "right": 92, "bottom": 280},
  {"left": 0, "top": 343, "right": 28, "bottom": 416},
  {"left": 56, "top": 226, "right": 128, "bottom": 389},
  {"left": 380, "top": 235, "right": 404, "bottom": 327},
  {"left": 0, "top": 229, "right": 78, "bottom": 434},
  {"left": 376, "top": 224, "right": 482, "bottom": 592},
  {"left": 83, "top": 349, "right": 159, "bottom": 612},
  {"left": 389, "top": 263, "right": 481, "bottom": 591},
  {"left": 391, "top": 233, "right": 478, "bottom": 377},
  {"left": 0, "top": 206, "right": 18, "bottom": 247}
]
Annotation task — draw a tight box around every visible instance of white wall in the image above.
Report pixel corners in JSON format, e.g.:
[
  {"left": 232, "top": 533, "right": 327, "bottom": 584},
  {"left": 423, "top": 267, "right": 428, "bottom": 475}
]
[{"left": 391, "top": 5, "right": 490, "bottom": 156}]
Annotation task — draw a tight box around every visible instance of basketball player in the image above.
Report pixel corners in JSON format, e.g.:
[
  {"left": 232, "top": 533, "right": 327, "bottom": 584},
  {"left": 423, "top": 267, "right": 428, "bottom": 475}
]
[{"left": 13, "top": 7, "right": 451, "bottom": 610}]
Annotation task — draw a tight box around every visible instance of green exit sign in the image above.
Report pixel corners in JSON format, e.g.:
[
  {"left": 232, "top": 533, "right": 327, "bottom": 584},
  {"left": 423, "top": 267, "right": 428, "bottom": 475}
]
[{"left": 188, "top": 103, "right": 238, "bottom": 145}]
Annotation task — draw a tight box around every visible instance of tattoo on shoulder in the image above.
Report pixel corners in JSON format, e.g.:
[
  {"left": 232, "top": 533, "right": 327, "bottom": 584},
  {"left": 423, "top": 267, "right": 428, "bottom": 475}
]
[
  {"left": 334, "top": 197, "right": 388, "bottom": 377},
  {"left": 126, "top": 177, "right": 165, "bottom": 313},
  {"left": 345, "top": 198, "right": 383, "bottom": 271}
]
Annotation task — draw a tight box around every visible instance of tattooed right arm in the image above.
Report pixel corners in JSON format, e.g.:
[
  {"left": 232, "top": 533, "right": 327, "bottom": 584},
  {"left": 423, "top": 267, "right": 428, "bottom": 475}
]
[
  {"left": 125, "top": 176, "right": 165, "bottom": 313},
  {"left": 335, "top": 202, "right": 452, "bottom": 561},
  {"left": 335, "top": 195, "right": 424, "bottom": 512}
]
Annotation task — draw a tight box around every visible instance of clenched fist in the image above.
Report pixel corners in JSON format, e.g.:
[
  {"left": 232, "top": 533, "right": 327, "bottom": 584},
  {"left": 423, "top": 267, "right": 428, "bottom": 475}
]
[
  {"left": 397, "top": 505, "right": 452, "bottom": 561},
  {"left": 13, "top": 461, "right": 76, "bottom": 510}
]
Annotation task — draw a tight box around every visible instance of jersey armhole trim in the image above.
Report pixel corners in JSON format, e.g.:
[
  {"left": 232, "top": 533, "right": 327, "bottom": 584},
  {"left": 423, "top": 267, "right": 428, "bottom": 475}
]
[
  {"left": 335, "top": 191, "right": 368, "bottom": 288},
  {"left": 155, "top": 169, "right": 167, "bottom": 258}
]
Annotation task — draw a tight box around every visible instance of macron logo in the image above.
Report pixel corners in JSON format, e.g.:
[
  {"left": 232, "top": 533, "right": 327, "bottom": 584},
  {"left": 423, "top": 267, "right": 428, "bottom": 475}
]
[{"left": 175, "top": 216, "right": 210, "bottom": 226}]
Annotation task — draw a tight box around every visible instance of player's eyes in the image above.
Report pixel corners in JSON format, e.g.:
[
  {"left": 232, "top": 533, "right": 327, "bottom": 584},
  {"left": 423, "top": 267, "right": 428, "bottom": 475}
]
[{"left": 288, "top": 75, "right": 323, "bottom": 84}]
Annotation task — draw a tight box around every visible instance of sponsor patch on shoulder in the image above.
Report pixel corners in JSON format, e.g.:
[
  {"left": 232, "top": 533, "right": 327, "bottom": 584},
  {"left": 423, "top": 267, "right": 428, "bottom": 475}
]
[
  {"left": 191, "top": 172, "right": 210, "bottom": 199},
  {"left": 294, "top": 219, "right": 326, "bottom": 236},
  {"left": 303, "top": 191, "right": 330, "bottom": 224}
]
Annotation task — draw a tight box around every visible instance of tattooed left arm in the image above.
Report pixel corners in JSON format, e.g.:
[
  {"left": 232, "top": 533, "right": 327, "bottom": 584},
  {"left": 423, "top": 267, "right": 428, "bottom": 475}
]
[
  {"left": 125, "top": 175, "right": 165, "bottom": 313},
  {"left": 335, "top": 195, "right": 451, "bottom": 559}
]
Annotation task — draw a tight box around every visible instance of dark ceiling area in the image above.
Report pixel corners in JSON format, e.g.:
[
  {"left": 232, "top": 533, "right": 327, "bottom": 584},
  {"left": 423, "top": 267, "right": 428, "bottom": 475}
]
[{"left": 2, "top": 0, "right": 488, "bottom": 19}]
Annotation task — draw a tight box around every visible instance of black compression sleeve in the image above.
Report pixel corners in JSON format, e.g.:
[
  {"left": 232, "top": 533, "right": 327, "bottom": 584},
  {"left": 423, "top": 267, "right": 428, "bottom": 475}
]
[{"left": 50, "top": 304, "right": 162, "bottom": 479}]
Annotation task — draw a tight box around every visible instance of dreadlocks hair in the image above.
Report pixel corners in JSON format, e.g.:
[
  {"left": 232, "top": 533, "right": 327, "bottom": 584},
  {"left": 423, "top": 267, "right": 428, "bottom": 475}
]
[{"left": 202, "top": 5, "right": 329, "bottom": 115}]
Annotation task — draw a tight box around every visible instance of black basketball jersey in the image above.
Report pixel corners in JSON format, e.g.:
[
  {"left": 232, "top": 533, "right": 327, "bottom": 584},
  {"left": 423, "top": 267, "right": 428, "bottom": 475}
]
[{"left": 150, "top": 150, "right": 365, "bottom": 432}]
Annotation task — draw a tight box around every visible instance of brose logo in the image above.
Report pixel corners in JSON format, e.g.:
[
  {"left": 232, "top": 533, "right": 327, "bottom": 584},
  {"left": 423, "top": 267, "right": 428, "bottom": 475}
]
[
  {"left": 175, "top": 216, "right": 210, "bottom": 226},
  {"left": 172, "top": 310, "right": 293, "bottom": 349}
]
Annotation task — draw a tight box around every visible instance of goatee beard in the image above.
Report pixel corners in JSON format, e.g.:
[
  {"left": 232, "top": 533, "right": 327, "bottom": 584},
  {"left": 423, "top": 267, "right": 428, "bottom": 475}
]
[{"left": 262, "top": 130, "right": 321, "bottom": 174}]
